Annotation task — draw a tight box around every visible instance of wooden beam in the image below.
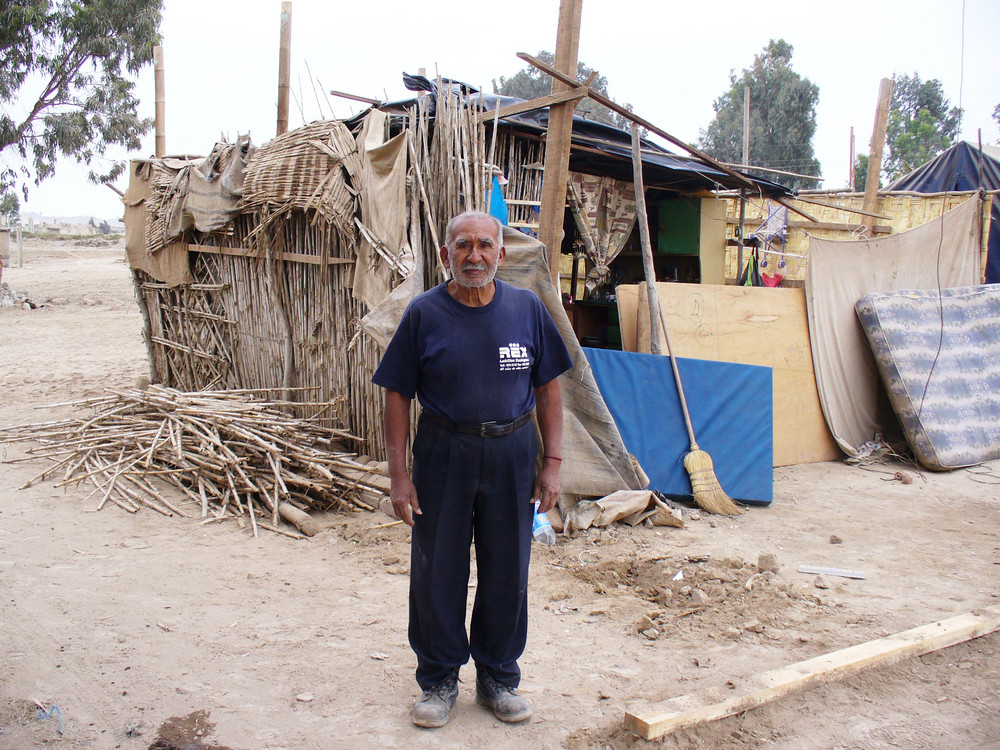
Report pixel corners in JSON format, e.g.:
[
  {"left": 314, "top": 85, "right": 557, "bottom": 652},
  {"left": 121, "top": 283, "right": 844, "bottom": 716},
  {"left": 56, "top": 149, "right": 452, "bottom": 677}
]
[
  {"left": 720, "top": 162, "right": 824, "bottom": 183},
  {"left": 631, "top": 124, "right": 661, "bottom": 355},
  {"left": 862, "top": 77, "right": 894, "bottom": 226},
  {"left": 775, "top": 196, "right": 819, "bottom": 223},
  {"left": 518, "top": 52, "right": 757, "bottom": 192},
  {"left": 537, "top": 0, "right": 584, "bottom": 285},
  {"left": 791, "top": 194, "right": 893, "bottom": 221},
  {"left": 185, "top": 243, "right": 353, "bottom": 266},
  {"left": 328, "top": 89, "right": 379, "bottom": 106},
  {"left": 625, "top": 605, "right": 1000, "bottom": 740},
  {"left": 725, "top": 217, "right": 892, "bottom": 234},
  {"left": 276, "top": 1, "right": 292, "bottom": 136},
  {"left": 153, "top": 45, "right": 165, "bottom": 157},
  {"left": 475, "top": 86, "right": 589, "bottom": 124}
]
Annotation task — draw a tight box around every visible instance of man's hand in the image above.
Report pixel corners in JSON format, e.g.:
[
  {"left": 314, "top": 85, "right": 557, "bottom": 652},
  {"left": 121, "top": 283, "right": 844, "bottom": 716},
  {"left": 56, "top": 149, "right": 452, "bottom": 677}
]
[
  {"left": 533, "top": 378, "right": 564, "bottom": 515},
  {"left": 533, "top": 458, "right": 561, "bottom": 514},
  {"left": 383, "top": 389, "right": 419, "bottom": 526},
  {"left": 390, "top": 473, "right": 421, "bottom": 527}
]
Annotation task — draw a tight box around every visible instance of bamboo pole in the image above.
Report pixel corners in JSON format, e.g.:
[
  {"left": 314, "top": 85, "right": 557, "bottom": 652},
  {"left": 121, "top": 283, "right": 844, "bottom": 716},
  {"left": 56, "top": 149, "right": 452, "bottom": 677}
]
[
  {"left": 153, "top": 45, "right": 165, "bottom": 157},
  {"left": 0, "top": 386, "right": 392, "bottom": 538},
  {"left": 276, "top": 2, "right": 292, "bottom": 136}
]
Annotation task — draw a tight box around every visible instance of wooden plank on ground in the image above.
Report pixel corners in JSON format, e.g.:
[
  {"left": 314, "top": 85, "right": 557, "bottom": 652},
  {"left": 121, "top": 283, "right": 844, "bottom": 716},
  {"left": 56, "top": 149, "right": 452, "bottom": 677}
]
[
  {"left": 625, "top": 605, "right": 1000, "bottom": 740},
  {"left": 629, "top": 282, "right": 840, "bottom": 466}
]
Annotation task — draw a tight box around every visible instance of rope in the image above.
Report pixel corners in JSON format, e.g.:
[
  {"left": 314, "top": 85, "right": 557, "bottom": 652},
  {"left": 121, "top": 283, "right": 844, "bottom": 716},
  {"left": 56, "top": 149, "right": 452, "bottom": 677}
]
[{"left": 37, "top": 704, "right": 62, "bottom": 734}]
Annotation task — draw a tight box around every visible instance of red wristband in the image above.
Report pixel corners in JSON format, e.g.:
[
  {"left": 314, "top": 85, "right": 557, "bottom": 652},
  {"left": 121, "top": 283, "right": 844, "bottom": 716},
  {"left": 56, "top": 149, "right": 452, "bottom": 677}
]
[{"left": 544, "top": 455, "right": 562, "bottom": 462}]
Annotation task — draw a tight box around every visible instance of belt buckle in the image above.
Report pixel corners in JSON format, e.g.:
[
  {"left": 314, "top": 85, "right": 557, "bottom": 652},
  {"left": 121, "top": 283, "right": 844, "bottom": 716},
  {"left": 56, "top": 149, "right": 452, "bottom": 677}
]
[{"left": 479, "top": 421, "right": 497, "bottom": 437}]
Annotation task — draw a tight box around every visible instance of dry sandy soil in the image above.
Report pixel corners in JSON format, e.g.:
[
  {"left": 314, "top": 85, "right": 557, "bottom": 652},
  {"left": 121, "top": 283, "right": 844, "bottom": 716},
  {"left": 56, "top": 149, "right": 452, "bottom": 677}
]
[{"left": 1, "top": 237, "right": 998, "bottom": 750}]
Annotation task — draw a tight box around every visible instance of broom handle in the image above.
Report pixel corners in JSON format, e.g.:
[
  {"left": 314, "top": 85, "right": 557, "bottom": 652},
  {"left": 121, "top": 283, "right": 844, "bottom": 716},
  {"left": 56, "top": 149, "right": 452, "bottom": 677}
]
[
  {"left": 630, "top": 123, "right": 698, "bottom": 449},
  {"left": 657, "top": 304, "right": 699, "bottom": 449}
]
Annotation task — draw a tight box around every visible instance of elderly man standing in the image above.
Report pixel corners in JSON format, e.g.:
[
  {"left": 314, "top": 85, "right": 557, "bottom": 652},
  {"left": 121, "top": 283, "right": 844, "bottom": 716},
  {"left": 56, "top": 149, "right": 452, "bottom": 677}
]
[{"left": 372, "top": 210, "right": 573, "bottom": 728}]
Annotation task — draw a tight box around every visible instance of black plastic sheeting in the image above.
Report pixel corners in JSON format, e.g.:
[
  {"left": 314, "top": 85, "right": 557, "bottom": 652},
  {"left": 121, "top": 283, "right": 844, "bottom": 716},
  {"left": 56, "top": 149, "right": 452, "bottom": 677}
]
[
  {"left": 888, "top": 141, "right": 1000, "bottom": 284},
  {"left": 348, "top": 74, "right": 790, "bottom": 198}
]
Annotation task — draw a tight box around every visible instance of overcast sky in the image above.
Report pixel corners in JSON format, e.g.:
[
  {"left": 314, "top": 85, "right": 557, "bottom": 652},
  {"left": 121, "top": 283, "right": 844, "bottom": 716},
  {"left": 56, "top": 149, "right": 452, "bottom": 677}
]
[{"left": 18, "top": 0, "right": 1000, "bottom": 222}]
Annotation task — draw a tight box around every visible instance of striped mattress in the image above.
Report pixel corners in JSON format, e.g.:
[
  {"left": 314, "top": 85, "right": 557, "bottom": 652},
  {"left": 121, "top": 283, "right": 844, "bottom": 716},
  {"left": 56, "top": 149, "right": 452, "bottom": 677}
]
[{"left": 856, "top": 285, "right": 1000, "bottom": 470}]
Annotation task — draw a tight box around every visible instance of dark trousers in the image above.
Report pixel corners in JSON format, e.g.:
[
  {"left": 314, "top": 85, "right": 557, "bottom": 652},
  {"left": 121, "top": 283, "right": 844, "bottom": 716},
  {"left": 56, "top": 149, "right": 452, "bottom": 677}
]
[{"left": 409, "top": 415, "right": 537, "bottom": 690}]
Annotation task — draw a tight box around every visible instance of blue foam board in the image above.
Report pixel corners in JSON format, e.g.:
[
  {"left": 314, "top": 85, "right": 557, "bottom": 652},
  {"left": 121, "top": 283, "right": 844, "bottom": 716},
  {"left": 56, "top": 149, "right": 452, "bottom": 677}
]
[{"left": 584, "top": 347, "right": 773, "bottom": 504}]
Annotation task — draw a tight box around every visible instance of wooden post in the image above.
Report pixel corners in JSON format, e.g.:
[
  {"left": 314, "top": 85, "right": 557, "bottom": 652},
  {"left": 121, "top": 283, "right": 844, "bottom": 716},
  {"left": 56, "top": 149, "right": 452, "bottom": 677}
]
[
  {"left": 631, "top": 124, "right": 662, "bottom": 356},
  {"left": 570, "top": 251, "right": 580, "bottom": 300},
  {"left": 153, "top": 45, "right": 165, "bottom": 157},
  {"left": 849, "top": 126, "right": 855, "bottom": 191},
  {"left": 737, "top": 190, "right": 746, "bottom": 284},
  {"left": 742, "top": 86, "right": 750, "bottom": 168},
  {"left": 537, "top": 0, "right": 583, "bottom": 285},
  {"left": 276, "top": 1, "right": 292, "bottom": 136},
  {"left": 862, "top": 77, "right": 894, "bottom": 225}
]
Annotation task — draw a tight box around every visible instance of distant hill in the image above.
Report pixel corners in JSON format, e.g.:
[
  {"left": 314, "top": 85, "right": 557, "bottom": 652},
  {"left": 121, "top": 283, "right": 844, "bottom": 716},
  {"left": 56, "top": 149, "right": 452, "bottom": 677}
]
[{"left": 20, "top": 211, "right": 125, "bottom": 230}]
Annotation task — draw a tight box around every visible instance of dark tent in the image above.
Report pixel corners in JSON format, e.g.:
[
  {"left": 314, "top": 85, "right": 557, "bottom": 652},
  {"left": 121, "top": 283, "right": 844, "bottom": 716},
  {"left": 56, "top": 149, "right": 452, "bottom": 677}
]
[{"left": 887, "top": 141, "right": 1000, "bottom": 284}]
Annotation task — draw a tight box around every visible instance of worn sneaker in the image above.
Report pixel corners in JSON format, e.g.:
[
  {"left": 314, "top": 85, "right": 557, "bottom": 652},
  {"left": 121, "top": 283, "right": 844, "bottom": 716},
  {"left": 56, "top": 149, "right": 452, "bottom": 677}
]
[
  {"left": 412, "top": 674, "right": 459, "bottom": 728},
  {"left": 475, "top": 672, "right": 532, "bottom": 723}
]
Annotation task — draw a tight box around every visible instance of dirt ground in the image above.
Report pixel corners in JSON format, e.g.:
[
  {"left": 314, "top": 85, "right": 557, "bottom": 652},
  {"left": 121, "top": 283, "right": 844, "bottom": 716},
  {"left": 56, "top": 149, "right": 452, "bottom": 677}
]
[{"left": 1, "top": 237, "right": 998, "bottom": 750}]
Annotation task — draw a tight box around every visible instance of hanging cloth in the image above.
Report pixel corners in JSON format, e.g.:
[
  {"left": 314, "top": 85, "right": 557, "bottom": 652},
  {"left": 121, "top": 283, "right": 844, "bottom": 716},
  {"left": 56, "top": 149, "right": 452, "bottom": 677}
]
[{"left": 566, "top": 172, "right": 637, "bottom": 292}]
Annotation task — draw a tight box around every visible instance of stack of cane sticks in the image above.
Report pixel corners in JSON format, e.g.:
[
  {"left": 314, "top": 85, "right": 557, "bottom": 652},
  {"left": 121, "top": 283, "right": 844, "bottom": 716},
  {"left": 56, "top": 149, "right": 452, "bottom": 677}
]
[{"left": 1, "top": 385, "right": 391, "bottom": 538}]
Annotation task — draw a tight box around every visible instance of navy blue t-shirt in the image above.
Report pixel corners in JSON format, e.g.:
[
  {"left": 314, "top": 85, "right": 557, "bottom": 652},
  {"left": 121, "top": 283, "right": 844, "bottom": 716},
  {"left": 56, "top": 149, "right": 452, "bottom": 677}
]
[{"left": 372, "top": 280, "right": 573, "bottom": 424}]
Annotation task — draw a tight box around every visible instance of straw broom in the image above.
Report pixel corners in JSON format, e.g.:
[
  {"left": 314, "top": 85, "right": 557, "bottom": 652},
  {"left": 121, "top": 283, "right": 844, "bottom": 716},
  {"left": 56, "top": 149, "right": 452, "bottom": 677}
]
[
  {"left": 656, "top": 306, "right": 743, "bottom": 515},
  {"left": 630, "top": 124, "right": 742, "bottom": 515}
]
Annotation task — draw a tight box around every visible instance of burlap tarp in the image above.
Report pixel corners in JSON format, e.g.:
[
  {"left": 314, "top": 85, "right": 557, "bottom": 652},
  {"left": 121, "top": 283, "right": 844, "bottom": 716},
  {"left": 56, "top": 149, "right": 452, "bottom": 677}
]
[
  {"left": 563, "top": 490, "right": 682, "bottom": 533},
  {"left": 352, "top": 111, "right": 415, "bottom": 312},
  {"left": 805, "top": 196, "right": 981, "bottom": 456},
  {"left": 123, "top": 161, "right": 194, "bottom": 288},
  {"left": 124, "top": 138, "right": 253, "bottom": 287},
  {"left": 150, "top": 137, "right": 253, "bottom": 250}
]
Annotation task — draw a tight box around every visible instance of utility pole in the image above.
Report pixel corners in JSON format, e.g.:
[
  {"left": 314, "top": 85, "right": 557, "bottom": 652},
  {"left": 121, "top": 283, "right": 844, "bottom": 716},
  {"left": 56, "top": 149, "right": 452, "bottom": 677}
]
[{"left": 537, "top": 0, "right": 583, "bottom": 286}]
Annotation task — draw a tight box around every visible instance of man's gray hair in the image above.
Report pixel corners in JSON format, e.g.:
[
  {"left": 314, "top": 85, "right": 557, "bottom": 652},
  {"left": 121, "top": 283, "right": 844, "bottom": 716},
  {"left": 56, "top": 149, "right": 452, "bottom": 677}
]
[{"left": 444, "top": 211, "right": 503, "bottom": 249}]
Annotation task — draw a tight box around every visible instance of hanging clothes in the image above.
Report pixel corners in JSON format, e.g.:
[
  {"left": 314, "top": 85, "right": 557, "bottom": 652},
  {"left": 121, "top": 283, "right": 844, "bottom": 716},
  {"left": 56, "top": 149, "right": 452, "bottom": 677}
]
[{"left": 488, "top": 174, "right": 509, "bottom": 226}]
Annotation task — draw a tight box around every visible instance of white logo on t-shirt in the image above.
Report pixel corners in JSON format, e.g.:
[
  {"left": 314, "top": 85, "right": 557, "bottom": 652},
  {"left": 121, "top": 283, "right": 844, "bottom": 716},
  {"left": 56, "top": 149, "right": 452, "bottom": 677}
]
[{"left": 498, "top": 342, "right": 530, "bottom": 371}]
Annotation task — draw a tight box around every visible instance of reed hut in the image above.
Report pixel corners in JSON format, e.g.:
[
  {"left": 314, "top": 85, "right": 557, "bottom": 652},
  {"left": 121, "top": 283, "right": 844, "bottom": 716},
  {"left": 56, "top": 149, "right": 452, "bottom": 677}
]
[{"left": 123, "top": 76, "right": 782, "bottom": 500}]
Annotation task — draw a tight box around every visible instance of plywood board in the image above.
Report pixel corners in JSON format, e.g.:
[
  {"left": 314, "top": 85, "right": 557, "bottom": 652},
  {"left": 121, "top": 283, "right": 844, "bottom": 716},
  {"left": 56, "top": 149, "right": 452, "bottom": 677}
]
[
  {"left": 619, "top": 282, "right": 840, "bottom": 466},
  {"left": 626, "top": 605, "right": 1000, "bottom": 740},
  {"left": 615, "top": 283, "right": 639, "bottom": 354}
]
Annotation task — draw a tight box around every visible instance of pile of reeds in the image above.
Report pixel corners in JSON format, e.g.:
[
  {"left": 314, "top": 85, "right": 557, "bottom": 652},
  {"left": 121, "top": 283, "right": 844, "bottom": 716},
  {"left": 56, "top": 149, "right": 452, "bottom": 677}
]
[{"left": 0, "top": 385, "right": 391, "bottom": 539}]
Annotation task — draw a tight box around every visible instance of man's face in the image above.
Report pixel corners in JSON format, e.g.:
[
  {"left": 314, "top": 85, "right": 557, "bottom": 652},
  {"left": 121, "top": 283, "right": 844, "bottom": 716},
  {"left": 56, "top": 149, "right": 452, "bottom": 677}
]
[{"left": 441, "top": 216, "right": 505, "bottom": 289}]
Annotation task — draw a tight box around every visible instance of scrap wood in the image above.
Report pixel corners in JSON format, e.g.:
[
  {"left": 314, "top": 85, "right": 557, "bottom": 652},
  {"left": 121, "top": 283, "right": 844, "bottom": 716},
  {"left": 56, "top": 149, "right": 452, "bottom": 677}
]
[
  {"left": 798, "top": 565, "right": 866, "bottom": 580},
  {"left": 625, "top": 605, "right": 1000, "bottom": 740},
  {"left": 0, "top": 385, "right": 390, "bottom": 538}
]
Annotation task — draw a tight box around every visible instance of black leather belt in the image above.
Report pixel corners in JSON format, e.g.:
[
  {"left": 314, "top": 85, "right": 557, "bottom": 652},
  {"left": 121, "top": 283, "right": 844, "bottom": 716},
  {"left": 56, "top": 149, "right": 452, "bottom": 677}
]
[{"left": 422, "top": 410, "right": 531, "bottom": 437}]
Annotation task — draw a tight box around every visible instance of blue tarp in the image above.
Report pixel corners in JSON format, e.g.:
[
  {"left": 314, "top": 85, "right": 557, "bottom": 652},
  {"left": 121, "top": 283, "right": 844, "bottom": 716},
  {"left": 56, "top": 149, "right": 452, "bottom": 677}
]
[
  {"left": 888, "top": 141, "right": 1000, "bottom": 284},
  {"left": 584, "top": 348, "right": 773, "bottom": 505}
]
